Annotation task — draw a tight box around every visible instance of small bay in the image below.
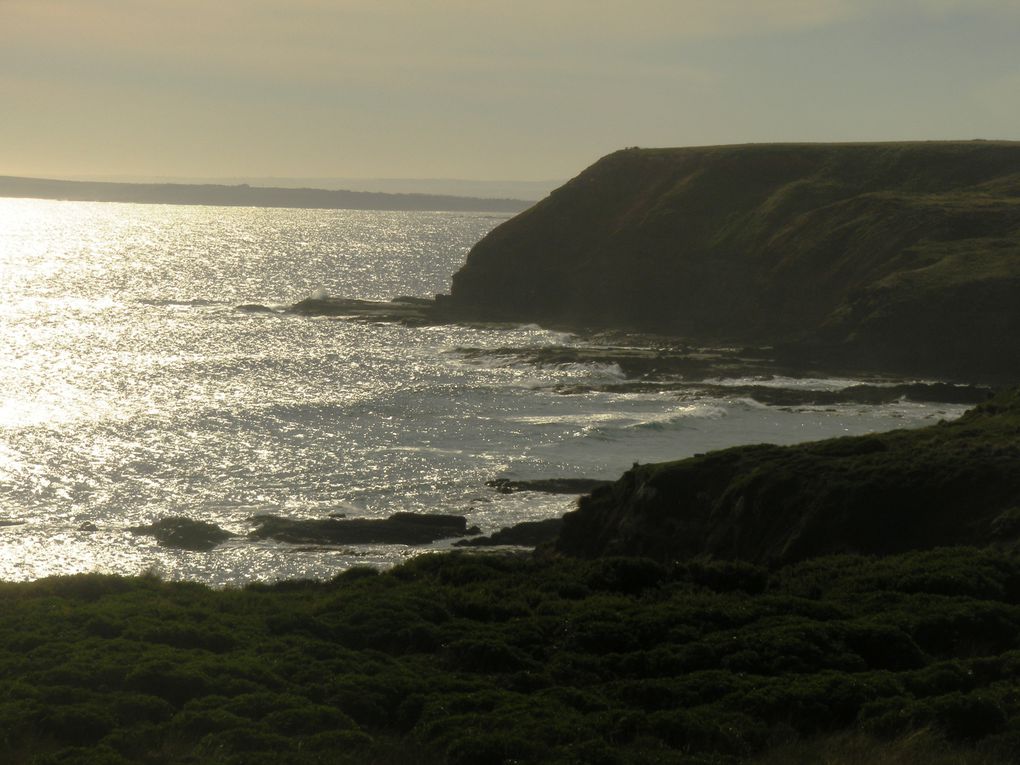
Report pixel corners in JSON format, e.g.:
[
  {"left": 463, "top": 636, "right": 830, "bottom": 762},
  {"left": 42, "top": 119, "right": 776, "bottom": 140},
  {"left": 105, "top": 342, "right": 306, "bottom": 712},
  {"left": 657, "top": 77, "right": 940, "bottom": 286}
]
[{"left": 0, "top": 198, "right": 971, "bottom": 584}]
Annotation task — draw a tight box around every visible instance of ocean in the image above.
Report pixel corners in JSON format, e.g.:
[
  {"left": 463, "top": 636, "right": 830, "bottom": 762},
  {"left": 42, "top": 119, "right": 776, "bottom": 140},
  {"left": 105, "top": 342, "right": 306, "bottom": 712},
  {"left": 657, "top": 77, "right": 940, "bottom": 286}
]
[{"left": 0, "top": 197, "right": 971, "bottom": 585}]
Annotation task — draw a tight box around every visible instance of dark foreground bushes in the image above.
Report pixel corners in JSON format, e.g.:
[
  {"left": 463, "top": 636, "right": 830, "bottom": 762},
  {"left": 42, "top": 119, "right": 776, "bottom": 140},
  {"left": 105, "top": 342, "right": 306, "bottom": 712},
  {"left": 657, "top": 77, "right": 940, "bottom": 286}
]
[{"left": 1, "top": 547, "right": 1019, "bottom": 764}]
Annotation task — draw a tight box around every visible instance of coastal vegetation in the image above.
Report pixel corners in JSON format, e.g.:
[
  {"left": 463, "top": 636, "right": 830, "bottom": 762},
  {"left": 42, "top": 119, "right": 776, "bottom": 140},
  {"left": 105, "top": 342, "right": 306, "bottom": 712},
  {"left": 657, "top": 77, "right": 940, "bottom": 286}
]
[{"left": 2, "top": 547, "right": 1019, "bottom": 764}]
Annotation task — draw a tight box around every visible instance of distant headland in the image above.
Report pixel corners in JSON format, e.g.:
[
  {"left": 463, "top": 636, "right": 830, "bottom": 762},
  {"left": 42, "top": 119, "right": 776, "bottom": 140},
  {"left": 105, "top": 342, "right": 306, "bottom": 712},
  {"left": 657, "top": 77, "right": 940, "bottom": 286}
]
[
  {"left": 443, "top": 141, "right": 1020, "bottom": 381},
  {"left": 0, "top": 174, "right": 533, "bottom": 213}
]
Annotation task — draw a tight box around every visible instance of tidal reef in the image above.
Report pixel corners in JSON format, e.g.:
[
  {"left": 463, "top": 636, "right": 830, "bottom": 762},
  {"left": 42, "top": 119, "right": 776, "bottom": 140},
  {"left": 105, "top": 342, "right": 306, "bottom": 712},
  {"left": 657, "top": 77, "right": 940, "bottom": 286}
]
[
  {"left": 457, "top": 343, "right": 994, "bottom": 400},
  {"left": 443, "top": 142, "right": 1020, "bottom": 382}
]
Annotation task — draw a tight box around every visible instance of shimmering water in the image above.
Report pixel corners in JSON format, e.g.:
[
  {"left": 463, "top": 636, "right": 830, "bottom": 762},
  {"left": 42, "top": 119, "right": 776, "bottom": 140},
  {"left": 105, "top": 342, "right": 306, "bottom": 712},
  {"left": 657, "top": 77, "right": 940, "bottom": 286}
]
[{"left": 0, "top": 198, "right": 969, "bottom": 584}]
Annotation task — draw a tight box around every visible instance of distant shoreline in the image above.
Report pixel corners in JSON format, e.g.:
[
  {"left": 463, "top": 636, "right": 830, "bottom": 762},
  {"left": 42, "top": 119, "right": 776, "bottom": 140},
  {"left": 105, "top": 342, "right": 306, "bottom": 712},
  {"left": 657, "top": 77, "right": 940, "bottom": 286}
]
[{"left": 0, "top": 174, "right": 533, "bottom": 214}]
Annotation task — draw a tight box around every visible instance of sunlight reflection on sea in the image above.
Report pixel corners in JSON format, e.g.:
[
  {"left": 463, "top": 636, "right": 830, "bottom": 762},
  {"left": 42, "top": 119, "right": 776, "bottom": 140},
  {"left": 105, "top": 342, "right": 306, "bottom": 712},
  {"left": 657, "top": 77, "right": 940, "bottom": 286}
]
[{"left": 0, "top": 198, "right": 970, "bottom": 584}]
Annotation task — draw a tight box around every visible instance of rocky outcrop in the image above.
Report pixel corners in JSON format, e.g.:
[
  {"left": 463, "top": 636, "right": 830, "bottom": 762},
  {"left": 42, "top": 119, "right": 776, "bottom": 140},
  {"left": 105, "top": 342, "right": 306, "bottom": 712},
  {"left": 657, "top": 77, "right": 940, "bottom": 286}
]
[
  {"left": 454, "top": 518, "right": 564, "bottom": 547},
  {"left": 287, "top": 296, "right": 440, "bottom": 325},
  {"left": 129, "top": 517, "right": 234, "bottom": 551},
  {"left": 486, "top": 478, "right": 613, "bottom": 495},
  {"left": 553, "top": 388, "right": 1020, "bottom": 565},
  {"left": 443, "top": 142, "right": 1020, "bottom": 381},
  {"left": 249, "top": 512, "right": 477, "bottom": 546}
]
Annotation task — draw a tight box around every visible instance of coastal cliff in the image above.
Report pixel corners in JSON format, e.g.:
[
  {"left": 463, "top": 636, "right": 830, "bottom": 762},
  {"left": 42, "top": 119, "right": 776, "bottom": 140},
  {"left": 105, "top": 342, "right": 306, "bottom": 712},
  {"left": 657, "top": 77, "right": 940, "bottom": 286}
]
[
  {"left": 554, "top": 388, "right": 1020, "bottom": 565},
  {"left": 446, "top": 142, "right": 1020, "bottom": 381}
]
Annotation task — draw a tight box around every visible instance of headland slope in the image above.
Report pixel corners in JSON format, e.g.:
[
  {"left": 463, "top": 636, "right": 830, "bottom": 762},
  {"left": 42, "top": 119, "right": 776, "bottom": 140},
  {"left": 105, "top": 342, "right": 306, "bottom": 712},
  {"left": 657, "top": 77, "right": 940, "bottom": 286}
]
[{"left": 445, "top": 142, "right": 1020, "bottom": 380}]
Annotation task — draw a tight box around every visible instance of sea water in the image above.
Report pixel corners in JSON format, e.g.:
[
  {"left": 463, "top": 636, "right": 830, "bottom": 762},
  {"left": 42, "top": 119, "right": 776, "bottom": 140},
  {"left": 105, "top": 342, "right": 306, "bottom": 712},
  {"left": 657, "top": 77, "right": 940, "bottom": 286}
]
[{"left": 0, "top": 198, "right": 969, "bottom": 585}]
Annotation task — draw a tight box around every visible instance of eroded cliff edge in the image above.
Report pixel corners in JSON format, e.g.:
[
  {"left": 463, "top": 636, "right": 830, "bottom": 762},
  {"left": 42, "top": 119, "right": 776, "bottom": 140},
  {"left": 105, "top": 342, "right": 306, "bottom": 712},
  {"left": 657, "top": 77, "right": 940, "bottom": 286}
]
[{"left": 444, "top": 142, "right": 1020, "bottom": 381}]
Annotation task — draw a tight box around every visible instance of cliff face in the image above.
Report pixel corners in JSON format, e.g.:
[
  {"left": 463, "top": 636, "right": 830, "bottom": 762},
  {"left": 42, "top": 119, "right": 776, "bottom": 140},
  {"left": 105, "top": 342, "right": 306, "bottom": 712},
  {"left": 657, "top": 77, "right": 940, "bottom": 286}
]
[
  {"left": 446, "top": 142, "right": 1020, "bottom": 380},
  {"left": 553, "top": 388, "right": 1020, "bottom": 565}
]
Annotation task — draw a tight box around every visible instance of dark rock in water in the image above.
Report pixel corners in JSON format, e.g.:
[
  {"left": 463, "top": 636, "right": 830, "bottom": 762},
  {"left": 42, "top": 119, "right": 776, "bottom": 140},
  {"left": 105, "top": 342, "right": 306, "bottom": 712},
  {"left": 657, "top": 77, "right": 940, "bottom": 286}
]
[
  {"left": 487, "top": 478, "right": 614, "bottom": 495},
  {"left": 129, "top": 517, "right": 234, "bottom": 551},
  {"left": 250, "top": 512, "right": 474, "bottom": 546},
  {"left": 79, "top": 522, "right": 98, "bottom": 532},
  {"left": 555, "top": 387, "right": 1020, "bottom": 565},
  {"left": 454, "top": 518, "right": 564, "bottom": 547},
  {"left": 289, "top": 297, "right": 439, "bottom": 326},
  {"left": 236, "top": 303, "right": 278, "bottom": 313},
  {"left": 392, "top": 295, "right": 434, "bottom": 306},
  {"left": 444, "top": 142, "right": 1020, "bottom": 382},
  {"left": 0, "top": 519, "right": 25, "bottom": 528}
]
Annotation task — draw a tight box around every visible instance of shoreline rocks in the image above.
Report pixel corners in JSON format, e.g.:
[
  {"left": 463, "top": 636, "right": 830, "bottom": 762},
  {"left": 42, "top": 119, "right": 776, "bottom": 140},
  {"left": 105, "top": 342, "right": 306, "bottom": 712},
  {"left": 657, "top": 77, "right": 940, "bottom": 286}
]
[
  {"left": 128, "top": 517, "right": 235, "bottom": 551},
  {"left": 454, "top": 518, "right": 564, "bottom": 548},
  {"left": 287, "top": 297, "right": 440, "bottom": 326},
  {"left": 249, "top": 512, "right": 479, "bottom": 546},
  {"left": 486, "top": 478, "right": 614, "bottom": 495}
]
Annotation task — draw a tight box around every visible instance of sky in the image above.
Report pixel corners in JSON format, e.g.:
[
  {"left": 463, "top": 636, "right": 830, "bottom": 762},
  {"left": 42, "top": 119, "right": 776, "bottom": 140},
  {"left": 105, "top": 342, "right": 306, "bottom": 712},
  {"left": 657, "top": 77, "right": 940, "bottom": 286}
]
[{"left": 1, "top": 0, "right": 1019, "bottom": 184}]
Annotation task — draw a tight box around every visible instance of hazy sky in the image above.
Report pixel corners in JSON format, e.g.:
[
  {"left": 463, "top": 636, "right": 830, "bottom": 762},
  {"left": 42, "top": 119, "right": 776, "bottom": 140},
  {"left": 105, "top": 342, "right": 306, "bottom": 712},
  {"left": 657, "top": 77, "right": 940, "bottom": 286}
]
[{"left": 2, "top": 0, "right": 1018, "bottom": 182}]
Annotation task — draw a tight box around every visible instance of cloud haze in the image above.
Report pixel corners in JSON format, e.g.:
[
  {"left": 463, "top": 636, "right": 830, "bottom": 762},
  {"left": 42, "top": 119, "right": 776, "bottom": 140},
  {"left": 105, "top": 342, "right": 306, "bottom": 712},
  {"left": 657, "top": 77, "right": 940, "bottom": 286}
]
[{"left": 1, "top": 0, "right": 1018, "bottom": 181}]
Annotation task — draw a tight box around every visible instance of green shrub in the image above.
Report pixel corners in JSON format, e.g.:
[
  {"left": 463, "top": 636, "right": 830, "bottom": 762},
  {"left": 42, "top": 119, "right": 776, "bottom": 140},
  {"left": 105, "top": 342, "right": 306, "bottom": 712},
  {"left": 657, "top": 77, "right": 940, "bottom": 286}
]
[
  {"left": 124, "top": 659, "right": 212, "bottom": 706},
  {"left": 40, "top": 703, "right": 116, "bottom": 746},
  {"left": 446, "top": 637, "right": 533, "bottom": 673},
  {"left": 843, "top": 620, "right": 926, "bottom": 670},
  {"left": 445, "top": 732, "right": 540, "bottom": 765},
  {"left": 858, "top": 696, "right": 929, "bottom": 738},
  {"left": 167, "top": 707, "right": 253, "bottom": 740},
  {"left": 262, "top": 704, "right": 356, "bottom": 735},
  {"left": 678, "top": 558, "right": 768, "bottom": 594},
  {"left": 586, "top": 558, "right": 669, "bottom": 595},
  {"left": 195, "top": 725, "right": 291, "bottom": 755},
  {"left": 929, "top": 692, "right": 1007, "bottom": 741},
  {"left": 649, "top": 707, "right": 768, "bottom": 757}
]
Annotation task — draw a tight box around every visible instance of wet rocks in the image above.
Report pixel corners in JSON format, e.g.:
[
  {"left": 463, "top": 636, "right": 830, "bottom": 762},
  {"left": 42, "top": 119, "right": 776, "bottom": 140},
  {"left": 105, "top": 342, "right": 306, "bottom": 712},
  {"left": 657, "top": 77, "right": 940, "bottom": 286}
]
[
  {"left": 129, "top": 517, "right": 235, "bottom": 551},
  {"left": 288, "top": 297, "right": 440, "bottom": 326},
  {"left": 454, "top": 518, "right": 564, "bottom": 548},
  {"left": 249, "top": 512, "right": 477, "bottom": 546},
  {"left": 487, "top": 478, "right": 614, "bottom": 495}
]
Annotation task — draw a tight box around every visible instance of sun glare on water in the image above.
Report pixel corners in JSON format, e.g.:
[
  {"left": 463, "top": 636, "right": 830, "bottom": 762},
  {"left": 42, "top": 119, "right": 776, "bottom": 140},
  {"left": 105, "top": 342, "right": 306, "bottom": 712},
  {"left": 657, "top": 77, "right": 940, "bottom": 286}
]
[{"left": 0, "top": 198, "right": 968, "bottom": 585}]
